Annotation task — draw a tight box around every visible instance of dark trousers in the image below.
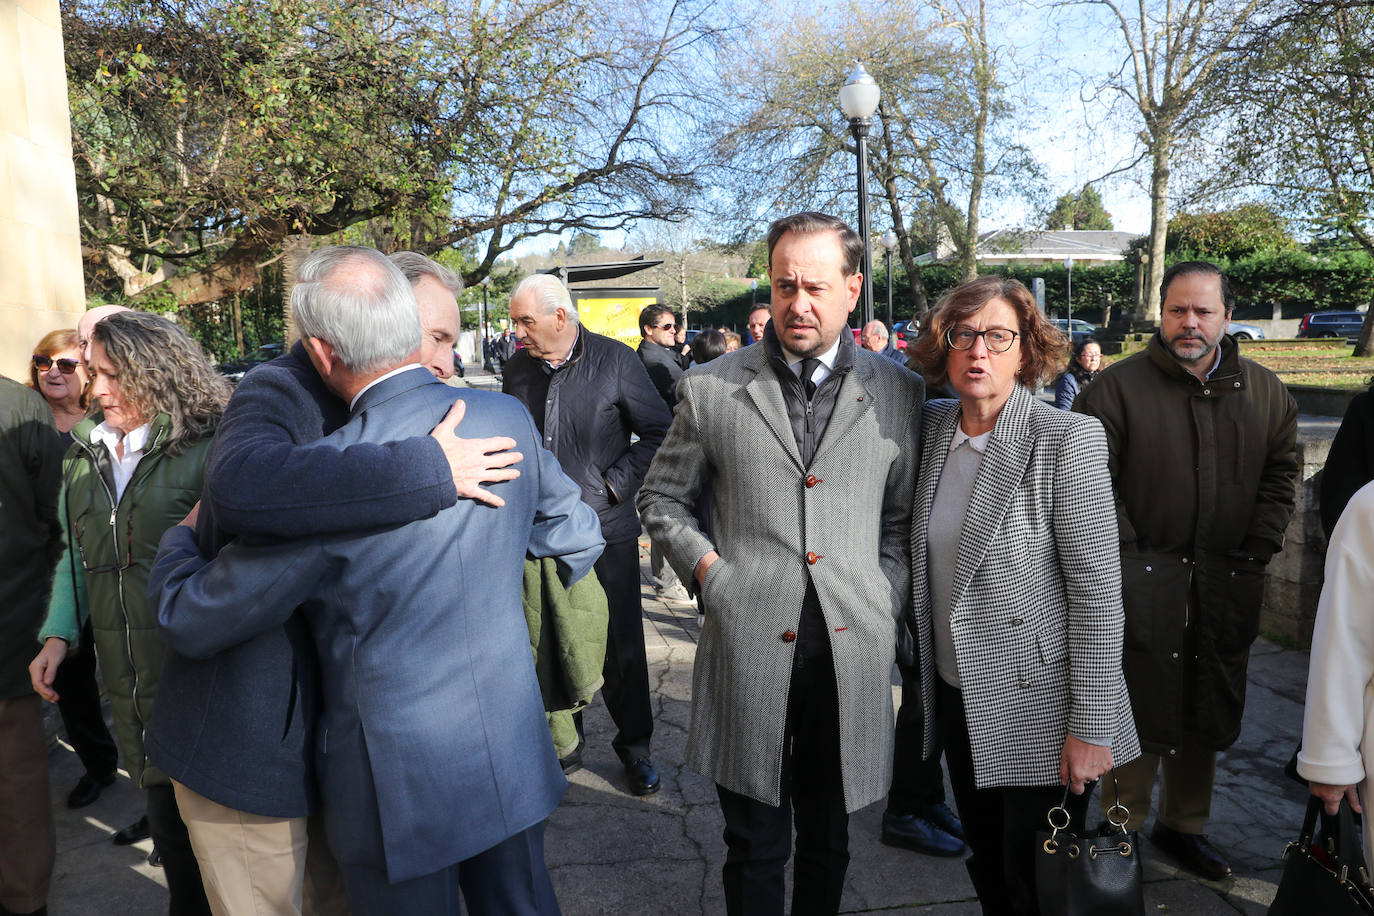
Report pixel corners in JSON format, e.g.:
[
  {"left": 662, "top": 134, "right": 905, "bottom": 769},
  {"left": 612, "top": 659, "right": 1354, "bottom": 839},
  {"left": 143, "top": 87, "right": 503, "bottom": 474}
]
[
  {"left": 887, "top": 661, "right": 947, "bottom": 813},
  {"left": 937, "top": 680, "right": 1091, "bottom": 916},
  {"left": 146, "top": 783, "right": 211, "bottom": 916},
  {"left": 574, "top": 538, "right": 653, "bottom": 763},
  {"left": 52, "top": 619, "right": 118, "bottom": 780},
  {"left": 716, "top": 648, "right": 849, "bottom": 916},
  {"left": 341, "top": 821, "right": 559, "bottom": 916}
]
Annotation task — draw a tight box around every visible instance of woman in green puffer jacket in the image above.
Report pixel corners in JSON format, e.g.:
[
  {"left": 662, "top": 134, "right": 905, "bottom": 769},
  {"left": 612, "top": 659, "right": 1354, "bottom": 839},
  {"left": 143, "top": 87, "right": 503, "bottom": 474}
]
[{"left": 28, "top": 311, "right": 229, "bottom": 916}]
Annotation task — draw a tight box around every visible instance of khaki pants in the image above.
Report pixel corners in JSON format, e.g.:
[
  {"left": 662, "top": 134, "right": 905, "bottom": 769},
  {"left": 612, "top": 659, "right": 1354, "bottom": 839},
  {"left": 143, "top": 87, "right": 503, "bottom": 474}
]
[
  {"left": 174, "top": 782, "right": 351, "bottom": 916},
  {"left": 0, "top": 695, "right": 56, "bottom": 915},
  {"left": 1105, "top": 747, "right": 1217, "bottom": 833}
]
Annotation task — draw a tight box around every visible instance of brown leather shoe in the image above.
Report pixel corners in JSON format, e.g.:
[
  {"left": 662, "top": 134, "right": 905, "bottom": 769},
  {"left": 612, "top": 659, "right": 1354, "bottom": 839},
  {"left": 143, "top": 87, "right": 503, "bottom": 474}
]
[{"left": 1150, "top": 823, "right": 1234, "bottom": 881}]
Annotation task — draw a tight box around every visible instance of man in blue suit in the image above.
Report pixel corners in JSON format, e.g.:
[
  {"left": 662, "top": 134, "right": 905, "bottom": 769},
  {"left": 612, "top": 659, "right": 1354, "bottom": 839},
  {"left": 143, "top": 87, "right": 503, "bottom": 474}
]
[{"left": 151, "top": 246, "right": 605, "bottom": 914}]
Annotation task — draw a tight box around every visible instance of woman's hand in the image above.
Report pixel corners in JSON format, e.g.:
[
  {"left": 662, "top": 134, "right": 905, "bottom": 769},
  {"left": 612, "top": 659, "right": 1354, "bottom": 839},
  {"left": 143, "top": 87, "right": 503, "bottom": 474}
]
[
  {"left": 1310, "top": 782, "right": 1363, "bottom": 816},
  {"left": 29, "top": 637, "right": 69, "bottom": 703},
  {"left": 1060, "top": 734, "right": 1114, "bottom": 795}
]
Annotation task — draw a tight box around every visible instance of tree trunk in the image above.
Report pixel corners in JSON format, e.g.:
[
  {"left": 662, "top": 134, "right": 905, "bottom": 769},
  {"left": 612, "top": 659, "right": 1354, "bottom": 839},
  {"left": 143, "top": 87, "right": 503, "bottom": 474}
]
[
  {"left": 1142, "top": 138, "right": 1172, "bottom": 324},
  {"left": 961, "top": 0, "right": 989, "bottom": 282},
  {"left": 281, "top": 235, "right": 312, "bottom": 346},
  {"left": 877, "top": 106, "right": 929, "bottom": 317}
]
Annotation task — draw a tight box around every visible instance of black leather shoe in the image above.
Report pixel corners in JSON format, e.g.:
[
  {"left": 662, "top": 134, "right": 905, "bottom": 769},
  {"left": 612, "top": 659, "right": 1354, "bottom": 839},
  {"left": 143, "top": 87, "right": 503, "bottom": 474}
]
[
  {"left": 625, "top": 758, "right": 660, "bottom": 796},
  {"left": 920, "top": 801, "right": 965, "bottom": 841},
  {"left": 1150, "top": 823, "right": 1234, "bottom": 881},
  {"left": 881, "top": 810, "right": 965, "bottom": 857},
  {"left": 112, "top": 815, "right": 150, "bottom": 846},
  {"left": 147, "top": 847, "right": 162, "bottom": 868},
  {"left": 67, "top": 772, "right": 116, "bottom": 809},
  {"left": 560, "top": 744, "right": 583, "bottom": 776}
]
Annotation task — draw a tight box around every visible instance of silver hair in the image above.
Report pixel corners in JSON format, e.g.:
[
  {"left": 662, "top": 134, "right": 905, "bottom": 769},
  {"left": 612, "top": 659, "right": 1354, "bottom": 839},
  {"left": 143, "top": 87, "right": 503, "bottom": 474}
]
[
  {"left": 862, "top": 320, "right": 889, "bottom": 341},
  {"left": 388, "top": 251, "right": 465, "bottom": 296},
  {"left": 512, "top": 273, "right": 578, "bottom": 323},
  {"left": 291, "top": 246, "right": 422, "bottom": 372}
]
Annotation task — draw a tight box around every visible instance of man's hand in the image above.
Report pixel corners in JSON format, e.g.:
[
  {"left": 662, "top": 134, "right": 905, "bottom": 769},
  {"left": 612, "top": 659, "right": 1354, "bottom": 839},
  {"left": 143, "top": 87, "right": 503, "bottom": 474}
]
[
  {"left": 1310, "top": 782, "right": 1363, "bottom": 816},
  {"left": 1060, "top": 734, "right": 1114, "bottom": 795},
  {"left": 429, "top": 399, "right": 523, "bottom": 508},
  {"left": 29, "top": 637, "right": 69, "bottom": 703},
  {"left": 179, "top": 501, "right": 200, "bottom": 529},
  {"left": 694, "top": 550, "right": 720, "bottom": 587}
]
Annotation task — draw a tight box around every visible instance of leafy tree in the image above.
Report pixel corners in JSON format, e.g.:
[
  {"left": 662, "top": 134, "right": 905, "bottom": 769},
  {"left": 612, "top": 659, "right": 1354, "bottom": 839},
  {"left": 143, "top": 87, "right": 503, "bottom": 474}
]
[
  {"left": 710, "top": 0, "right": 1040, "bottom": 316},
  {"left": 1165, "top": 204, "right": 1295, "bottom": 259},
  {"left": 1213, "top": 0, "right": 1374, "bottom": 351},
  {"left": 1063, "top": 0, "right": 1273, "bottom": 323},
  {"left": 66, "top": 0, "right": 721, "bottom": 310},
  {"left": 1044, "top": 184, "right": 1114, "bottom": 230}
]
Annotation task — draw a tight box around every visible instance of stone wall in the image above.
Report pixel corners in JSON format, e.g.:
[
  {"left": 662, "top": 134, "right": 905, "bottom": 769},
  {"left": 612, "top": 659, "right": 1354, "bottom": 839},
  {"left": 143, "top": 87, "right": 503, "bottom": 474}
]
[
  {"left": 1261, "top": 417, "right": 1340, "bottom": 647},
  {"left": 0, "top": 0, "right": 85, "bottom": 380}
]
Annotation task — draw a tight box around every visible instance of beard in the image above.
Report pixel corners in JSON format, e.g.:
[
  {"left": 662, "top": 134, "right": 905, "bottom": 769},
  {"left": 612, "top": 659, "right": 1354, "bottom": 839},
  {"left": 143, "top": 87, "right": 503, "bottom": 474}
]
[{"left": 1164, "top": 329, "right": 1221, "bottom": 365}]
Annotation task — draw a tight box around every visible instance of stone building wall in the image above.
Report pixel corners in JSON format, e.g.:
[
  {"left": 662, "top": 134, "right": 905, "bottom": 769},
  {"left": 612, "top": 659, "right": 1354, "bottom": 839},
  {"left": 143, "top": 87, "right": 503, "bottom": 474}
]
[{"left": 0, "top": 0, "right": 85, "bottom": 380}]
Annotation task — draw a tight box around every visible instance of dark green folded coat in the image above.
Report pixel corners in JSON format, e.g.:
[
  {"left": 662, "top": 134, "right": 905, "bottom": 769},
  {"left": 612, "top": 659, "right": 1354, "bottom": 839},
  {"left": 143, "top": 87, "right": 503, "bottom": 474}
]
[{"left": 522, "top": 557, "right": 608, "bottom": 715}]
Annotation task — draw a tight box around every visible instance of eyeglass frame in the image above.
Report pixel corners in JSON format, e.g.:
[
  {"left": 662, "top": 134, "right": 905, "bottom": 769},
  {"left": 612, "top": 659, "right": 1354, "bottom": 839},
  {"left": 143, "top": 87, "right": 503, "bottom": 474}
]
[
  {"left": 945, "top": 326, "right": 1019, "bottom": 353},
  {"left": 657, "top": 321, "right": 677, "bottom": 331},
  {"left": 33, "top": 354, "right": 81, "bottom": 375}
]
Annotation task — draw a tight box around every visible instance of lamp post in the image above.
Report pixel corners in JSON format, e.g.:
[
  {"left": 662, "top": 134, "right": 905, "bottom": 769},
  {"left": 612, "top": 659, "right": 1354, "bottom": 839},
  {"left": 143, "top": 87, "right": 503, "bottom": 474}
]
[
  {"left": 881, "top": 229, "right": 898, "bottom": 328},
  {"left": 1063, "top": 256, "right": 1073, "bottom": 329},
  {"left": 750, "top": 278, "right": 758, "bottom": 311},
  {"left": 839, "top": 62, "right": 881, "bottom": 329}
]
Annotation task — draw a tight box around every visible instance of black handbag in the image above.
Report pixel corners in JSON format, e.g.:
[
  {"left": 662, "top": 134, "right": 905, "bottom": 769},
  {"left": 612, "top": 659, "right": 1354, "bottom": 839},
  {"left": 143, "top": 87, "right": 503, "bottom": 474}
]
[
  {"left": 1035, "top": 776, "right": 1145, "bottom": 916},
  {"left": 1268, "top": 795, "right": 1374, "bottom": 915}
]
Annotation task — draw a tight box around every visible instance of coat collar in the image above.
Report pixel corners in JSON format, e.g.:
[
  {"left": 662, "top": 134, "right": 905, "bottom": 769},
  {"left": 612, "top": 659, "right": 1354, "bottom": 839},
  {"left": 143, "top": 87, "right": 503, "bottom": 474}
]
[
  {"left": 1146, "top": 332, "right": 1245, "bottom": 392},
  {"left": 351, "top": 365, "right": 440, "bottom": 416},
  {"left": 741, "top": 328, "right": 874, "bottom": 470},
  {"left": 914, "top": 383, "right": 1037, "bottom": 613}
]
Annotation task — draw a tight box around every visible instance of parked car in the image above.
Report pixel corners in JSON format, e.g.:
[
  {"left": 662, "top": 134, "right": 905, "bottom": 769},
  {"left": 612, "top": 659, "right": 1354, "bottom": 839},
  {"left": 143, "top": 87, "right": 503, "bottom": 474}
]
[
  {"left": 1226, "top": 321, "right": 1265, "bottom": 340},
  {"left": 892, "top": 319, "right": 917, "bottom": 350},
  {"left": 1298, "top": 310, "right": 1367, "bottom": 340},
  {"left": 1049, "top": 318, "right": 1098, "bottom": 344},
  {"left": 216, "top": 343, "right": 284, "bottom": 382}
]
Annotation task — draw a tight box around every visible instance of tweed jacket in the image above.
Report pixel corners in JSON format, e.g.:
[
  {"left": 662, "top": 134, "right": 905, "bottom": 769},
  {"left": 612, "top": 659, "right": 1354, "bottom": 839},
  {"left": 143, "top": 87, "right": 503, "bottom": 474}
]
[
  {"left": 638, "top": 338, "right": 923, "bottom": 811},
  {"left": 912, "top": 384, "right": 1139, "bottom": 789}
]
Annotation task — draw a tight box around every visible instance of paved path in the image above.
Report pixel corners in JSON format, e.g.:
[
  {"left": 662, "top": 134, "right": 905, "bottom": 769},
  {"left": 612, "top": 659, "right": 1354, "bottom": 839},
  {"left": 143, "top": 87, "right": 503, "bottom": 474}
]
[{"left": 45, "top": 538, "right": 1311, "bottom": 914}]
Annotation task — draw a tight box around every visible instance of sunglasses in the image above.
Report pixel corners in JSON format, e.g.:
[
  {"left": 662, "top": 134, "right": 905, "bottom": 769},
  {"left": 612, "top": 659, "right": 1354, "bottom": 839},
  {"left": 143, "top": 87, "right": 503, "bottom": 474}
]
[
  {"left": 33, "top": 355, "right": 81, "bottom": 375},
  {"left": 658, "top": 323, "right": 677, "bottom": 331}
]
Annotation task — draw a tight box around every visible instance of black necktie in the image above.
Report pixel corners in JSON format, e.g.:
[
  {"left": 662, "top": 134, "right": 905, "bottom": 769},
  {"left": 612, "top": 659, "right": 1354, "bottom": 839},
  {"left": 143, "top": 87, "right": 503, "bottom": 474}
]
[{"left": 800, "top": 358, "right": 821, "bottom": 399}]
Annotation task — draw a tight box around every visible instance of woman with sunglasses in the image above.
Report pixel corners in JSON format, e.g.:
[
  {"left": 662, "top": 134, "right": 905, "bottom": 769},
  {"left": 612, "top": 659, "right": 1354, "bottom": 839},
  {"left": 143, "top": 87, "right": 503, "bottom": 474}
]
[
  {"left": 29, "top": 330, "right": 88, "bottom": 438},
  {"left": 28, "top": 332, "right": 125, "bottom": 812},
  {"left": 904, "top": 276, "right": 1139, "bottom": 915},
  {"left": 29, "top": 312, "right": 228, "bottom": 915}
]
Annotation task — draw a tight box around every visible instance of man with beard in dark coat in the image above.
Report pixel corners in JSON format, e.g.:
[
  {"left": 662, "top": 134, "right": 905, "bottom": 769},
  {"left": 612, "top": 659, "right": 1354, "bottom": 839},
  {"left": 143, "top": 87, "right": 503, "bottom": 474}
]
[{"left": 1075, "top": 260, "right": 1298, "bottom": 881}]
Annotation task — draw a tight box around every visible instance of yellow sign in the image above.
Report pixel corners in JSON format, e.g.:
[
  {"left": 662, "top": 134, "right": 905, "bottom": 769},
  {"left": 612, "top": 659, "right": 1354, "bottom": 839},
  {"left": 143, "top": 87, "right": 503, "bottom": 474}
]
[{"left": 577, "top": 296, "right": 658, "bottom": 347}]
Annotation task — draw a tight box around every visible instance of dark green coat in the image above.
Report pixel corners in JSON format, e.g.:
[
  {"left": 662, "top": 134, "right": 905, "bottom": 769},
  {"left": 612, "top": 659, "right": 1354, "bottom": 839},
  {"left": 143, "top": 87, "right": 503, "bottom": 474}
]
[
  {"left": 1075, "top": 334, "right": 1299, "bottom": 754},
  {"left": 41, "top": 414, "right": 211, "bottom": 788},
  {"left": 0, "top": 379, "right": 64, "bottom": 699}
]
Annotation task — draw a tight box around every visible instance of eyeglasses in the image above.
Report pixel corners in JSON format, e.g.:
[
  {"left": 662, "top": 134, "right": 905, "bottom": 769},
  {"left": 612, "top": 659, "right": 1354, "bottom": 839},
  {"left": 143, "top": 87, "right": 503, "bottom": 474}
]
[
  {"left": 34, "top": 354, "right": 81, "bottom": 375},
  {"left": 658, "top": 322, "right": 677, "bottom": 331},
  {"left": 946, "top": 327, "right": 1018, "bottom": 353}
]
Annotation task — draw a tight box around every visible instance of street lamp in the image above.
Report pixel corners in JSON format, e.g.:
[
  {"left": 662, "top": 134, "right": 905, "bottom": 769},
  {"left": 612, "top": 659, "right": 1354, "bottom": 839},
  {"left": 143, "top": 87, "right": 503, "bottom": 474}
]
[
  {"left": 839, "top": 61, "right": 881, "bottom": 328},
  {"left": 881, "top": 229, "right": 898, "bottom": 328},
  {"left": 750, "top": 278, "right": 758, "bottom": 311},
  {"left": 1063, "top": 256, "right": 1074, "bottom": 329}
]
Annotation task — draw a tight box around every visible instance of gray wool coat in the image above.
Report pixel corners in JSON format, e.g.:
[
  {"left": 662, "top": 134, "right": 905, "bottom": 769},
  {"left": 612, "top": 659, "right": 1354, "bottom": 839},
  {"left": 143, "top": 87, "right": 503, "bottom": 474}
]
[
  {"left": 912, "top": 384, "right": 1140, "bottom": 789},
  {"left": 638, "top": 341, "right": 923, "bottom": 811}
]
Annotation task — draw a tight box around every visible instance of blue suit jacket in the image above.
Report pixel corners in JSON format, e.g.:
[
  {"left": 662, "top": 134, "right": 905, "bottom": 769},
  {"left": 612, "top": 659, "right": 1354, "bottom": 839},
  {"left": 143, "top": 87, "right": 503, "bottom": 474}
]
[
  {"left": 152, "top": 368, "right": 605, "bottom": 881},
  {"left": 145, "top": 344, "right": 455, "bottom": 817}
]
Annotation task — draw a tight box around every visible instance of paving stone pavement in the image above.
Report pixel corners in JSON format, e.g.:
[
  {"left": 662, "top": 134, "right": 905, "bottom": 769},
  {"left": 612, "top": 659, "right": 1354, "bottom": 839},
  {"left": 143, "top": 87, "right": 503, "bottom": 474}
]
[{"left": 45, "top": 537, "right": 1311, "bottom": 914}]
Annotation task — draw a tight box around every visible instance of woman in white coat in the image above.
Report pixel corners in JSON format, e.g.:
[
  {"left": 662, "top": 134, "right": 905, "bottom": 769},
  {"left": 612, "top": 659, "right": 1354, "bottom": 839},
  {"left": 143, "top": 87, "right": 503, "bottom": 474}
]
[
  {"left": 1298, "top": 478, "right": 1374, "bottom": 852},
  {"left": 906, "top": 276, "right": 1140, "bottom": 915}
]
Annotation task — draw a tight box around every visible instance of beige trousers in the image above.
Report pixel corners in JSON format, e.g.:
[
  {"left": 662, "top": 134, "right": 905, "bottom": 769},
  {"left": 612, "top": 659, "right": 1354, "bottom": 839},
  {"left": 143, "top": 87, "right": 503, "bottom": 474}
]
[
  {"left": 0, "top": 695, "right": 56, "bottom": 915},
  {"left": 174, "top": 782, "right": 351, "bottom": 916},
  {"left": 1105, "top": 747, "right": 1217, "bottom": 833}
]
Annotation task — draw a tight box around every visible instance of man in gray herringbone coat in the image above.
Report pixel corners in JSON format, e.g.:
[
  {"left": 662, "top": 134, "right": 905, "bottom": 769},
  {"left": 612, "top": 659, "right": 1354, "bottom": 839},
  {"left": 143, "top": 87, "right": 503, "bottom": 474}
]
[{"left": 639, "top": 212, "right": 923, "bottom": 916}]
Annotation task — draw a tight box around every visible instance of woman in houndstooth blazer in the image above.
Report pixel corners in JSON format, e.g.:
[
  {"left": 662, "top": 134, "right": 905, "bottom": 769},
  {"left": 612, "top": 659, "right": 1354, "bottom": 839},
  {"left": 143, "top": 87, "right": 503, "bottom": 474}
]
[{"left": 907, "top": 277, "right": 1140, "bottom": 916}]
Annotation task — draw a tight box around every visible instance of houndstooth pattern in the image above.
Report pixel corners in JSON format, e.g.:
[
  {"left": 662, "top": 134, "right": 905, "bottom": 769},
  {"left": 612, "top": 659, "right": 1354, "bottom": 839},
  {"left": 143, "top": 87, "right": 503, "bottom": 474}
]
[
  {"left": 638, "top": 343, "right": 923, "bottom": 811},
  {"left": 911, "top": 383, "right": 1140, "bottom": 789}
]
